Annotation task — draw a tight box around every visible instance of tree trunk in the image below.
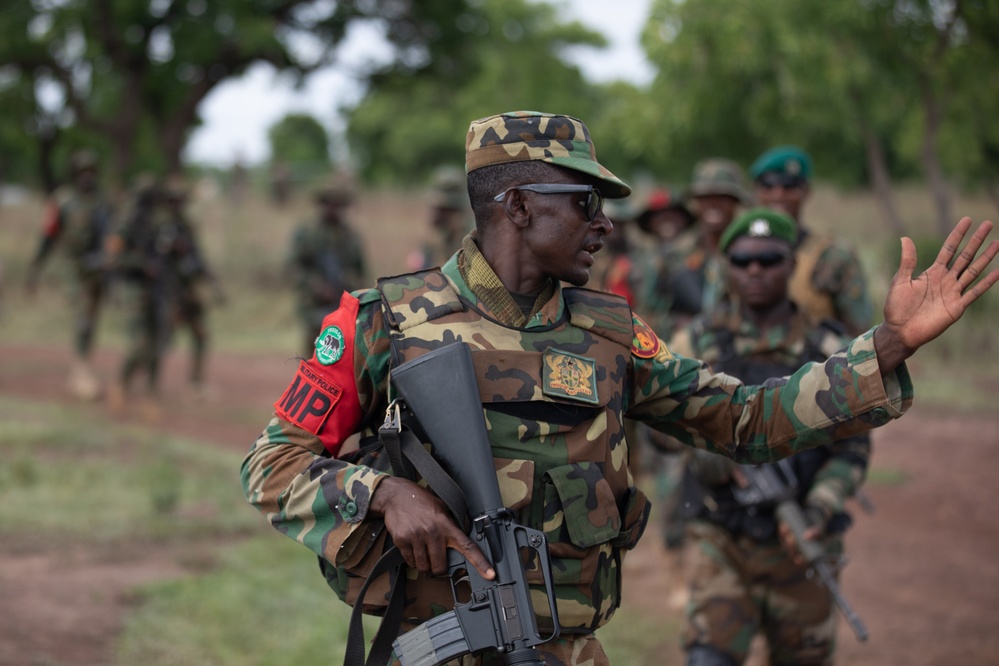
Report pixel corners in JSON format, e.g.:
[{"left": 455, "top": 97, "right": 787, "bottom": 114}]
[
  {"left": 860, "top": 121, "right": 905, "bottom": 235},
  {"left": 37, "top": 126, "right": 60, "bottom": 195},
  {"left": 920, "top": 80, "right": 952, "bottom": 236}
]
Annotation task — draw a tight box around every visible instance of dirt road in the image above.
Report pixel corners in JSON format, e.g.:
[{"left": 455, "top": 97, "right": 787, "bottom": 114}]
[{"left": 2, "top": 345, "right": 998, "bottom": 665}]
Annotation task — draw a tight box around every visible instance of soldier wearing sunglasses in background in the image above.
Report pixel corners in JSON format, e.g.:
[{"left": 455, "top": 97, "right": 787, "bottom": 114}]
[
  {"left": 241, "top": 110, "right": 998, "bottom": 666},
  {"left": 669, "top": 208, "right": 870, "bottom": 666},
  {"left": 752, "top": 146, "right": 874, "bottom": 336}
]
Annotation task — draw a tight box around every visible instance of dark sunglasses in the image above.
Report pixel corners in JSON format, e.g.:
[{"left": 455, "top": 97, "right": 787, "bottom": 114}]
[
  {"left": 756, "top": 172, "right": 807, "bottom": 190},
  {"left": 493, "top": 183, "right": 604, "bottom": 221},
  {"left": 728, "top": 251, "right": 790, "bottom": 269}
]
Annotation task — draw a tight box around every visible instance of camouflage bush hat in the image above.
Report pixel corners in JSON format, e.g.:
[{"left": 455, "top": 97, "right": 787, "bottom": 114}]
[
  {"left": 750, "top": 145, "right": 812, "bottom": 182},
  {"left": 687, "top": 158, "right": 751, "bottom": 203},
  {"left": 314, "top": 169, "right": 357, "bottom": 205},
  {"left": 430, "top": 165, "right": 468, "bottom": 210},
  {"left": 465, "top": 111, "right": 632, "bottom": 199},
  {"left": 720, "top": 207, "right": 798, "bottom": 253}
]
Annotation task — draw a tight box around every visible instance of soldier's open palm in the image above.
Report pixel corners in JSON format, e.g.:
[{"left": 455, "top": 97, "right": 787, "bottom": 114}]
[{"left": 882, "top": 217, "right": 999, "bottom": 352}]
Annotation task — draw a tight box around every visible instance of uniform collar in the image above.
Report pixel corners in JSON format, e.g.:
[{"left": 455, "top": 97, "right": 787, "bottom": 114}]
[{"left": 442, "top": 232, "right": 563, "bottom": 328}]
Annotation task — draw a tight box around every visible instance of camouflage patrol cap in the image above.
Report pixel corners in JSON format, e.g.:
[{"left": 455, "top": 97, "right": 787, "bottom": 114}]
[
  {"left": 465, "top": 111, "right": 632, "bottom": 199},
  {"left": 720, "top": 207, "right": 797, "bottom": 253},
  {"left": 750, "top": 145, "right": 812, "bottom": 181},
  {"left": 687, "top": 158, "right": 751, "bottom": 203}
]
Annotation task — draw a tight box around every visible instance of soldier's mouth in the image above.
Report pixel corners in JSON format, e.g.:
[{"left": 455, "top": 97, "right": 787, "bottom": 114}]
[{"left": 584, "top": 241, "right": 603, "bottom": 256}]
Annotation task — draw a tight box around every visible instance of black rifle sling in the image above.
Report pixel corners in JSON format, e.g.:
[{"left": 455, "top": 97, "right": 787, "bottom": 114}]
[
  {"left": 344, "top": 305, "right": 473, "bottom": 665},
  {"left": 343, "top": 544, "right": 407, "bottom": 666},
  {"left": 344, "top": 417, "right": 471, "bottom": 665}
]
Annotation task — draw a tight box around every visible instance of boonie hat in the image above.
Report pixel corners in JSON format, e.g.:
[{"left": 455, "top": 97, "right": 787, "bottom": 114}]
[
  {"left": 720, "top": 207, "right": 797, "bottom": 253},
  {"left": 635, "top": 187, "right": 695, "bottom": 233},
  {"left": 750, "top": 146, "right": 812, "bottom": 182},
  {"left": 687, "top": 158, "right": 751, "bottom": 203},
  {"left": 464, "top": 111, "right": 632, "bottom": 199},
  {"left": 429, "top": 165, "right": 468, "bottom": 210}
]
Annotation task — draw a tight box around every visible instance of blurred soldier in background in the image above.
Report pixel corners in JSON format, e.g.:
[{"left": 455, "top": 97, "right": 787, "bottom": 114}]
[
  {"left": 662, "top": 158, "right": 753, "bottom": 334},
  {"left": 632, "top": 187, "right": 697, "bottom": 336},
  {"left": 648, "top": 163, "right": 752, "bottom": 556},
  {"left": 591, "top": 198, "right": 641, "bottom": 306},
  {"left": 159, "top": 175, "right": 224, "bottom": 397},
  {"left": 751, "top": 146, "right": 873, "bottom": 336},
  {"left": 107, "top": 175, "right": 171, "bottom": 418},
  {"left": 406, "top": 165, "right": 473, "bottom": 271},
  {"left": 289, "top": 171, "right": 369, "bottom": 357},
  {"left": 670, "top": 209, "right": 870, "bottom": 666},
  {"left": 635, "top": 186, "right": 696, "bottom": 247},
  {"left": 25, "top": 149, "right": 115, "bottom": 400},
  {"left": 270, "top": 159, "right": 292, "bottom": 208}
]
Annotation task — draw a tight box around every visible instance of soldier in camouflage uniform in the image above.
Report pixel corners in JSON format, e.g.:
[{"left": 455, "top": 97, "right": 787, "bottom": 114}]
[
  {"left": 660, "top": 159, "right": 753, "bottom": 337},
  {"left": 107, "top": 175, "right": 172, "bottom": 415},
  {"left": 240, "top": 110, "right": 998, "bottom": 665},
  {"left": 407, "top": 165, "right": 474, "bottom": 271},
  {"left": 751, "top": 146, "right": 873, "bottom": 336},
  {"left": 159, "top": 175, "right": 222, "bottom": 395},
  {"left": 669, "top": 208, "right": 870, "bottom": 666},
  {"left": 26, "top": 149, "right": 115, "bottom": 400},
  {"left": 289, "top": 172, "right": 369, "bottom": 357}
]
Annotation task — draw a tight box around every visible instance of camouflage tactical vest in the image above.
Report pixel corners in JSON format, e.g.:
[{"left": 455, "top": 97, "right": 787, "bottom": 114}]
[
  {"left": 375, "top": 268, "right": 651, "bottom": 634},
  {"left": 57, "top": 189, "right": 111, "bottom": 273},
  {"left": 789, "top": 232, "right": 836, "bottom": 323}
]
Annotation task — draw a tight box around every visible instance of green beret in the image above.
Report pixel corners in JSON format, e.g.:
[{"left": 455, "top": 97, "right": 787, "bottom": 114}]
[
  {"left": 749, "top": 145, "right": 812, "bottom": 181},
  {"left": 464, "top": 110, "right": 631, "bottom": 198},
  {"left": 720, "top": 207, "right": 797, "bottom": 253}
]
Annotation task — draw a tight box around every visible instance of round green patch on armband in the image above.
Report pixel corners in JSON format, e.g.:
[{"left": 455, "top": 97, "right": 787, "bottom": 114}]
[{"left": 315, "top": 325, "right": 345, "bottom": 365}]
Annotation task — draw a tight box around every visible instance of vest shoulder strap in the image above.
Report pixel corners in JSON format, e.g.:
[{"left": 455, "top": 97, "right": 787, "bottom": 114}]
[
  {"left": 562, "top": 286, "right": 634, "bottom": 349},
  {"left": 376, "top": 269, "right": 464, "bottom": 332}
]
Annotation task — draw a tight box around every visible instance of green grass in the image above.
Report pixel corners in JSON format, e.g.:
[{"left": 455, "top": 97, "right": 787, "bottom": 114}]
[
  {"left": 116, "top": 536, "right": 379, "bottom": 666},
  {"left": 0, "top": 395, "right": 258, "bottom": 544}
]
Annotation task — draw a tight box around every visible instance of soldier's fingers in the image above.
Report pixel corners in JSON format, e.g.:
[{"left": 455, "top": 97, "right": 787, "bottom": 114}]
[
  {"left": 933, "top": 217, "right": 974, "bottom": 268},
  {"left": 894, "top": 237, "right": 917, "bottom": 284},
  {"left": 408, "top": 541, "right": 432, "bottom": 574},
  {"left": 450, "top": 533, "right": 495, "bottom": 581},
  {"left": 961, "top": 268, "right": 999, "bottom": 309},
  {"left": 951, "top": 220, "right": 994, "bottom": 277},
  {"left": 958, "top": 239, "right": 999, "bottom": 290}
]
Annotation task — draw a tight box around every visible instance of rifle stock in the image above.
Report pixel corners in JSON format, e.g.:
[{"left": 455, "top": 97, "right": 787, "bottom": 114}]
[{"left": 389, "top": 342, "right": 559, "bottom": 666}]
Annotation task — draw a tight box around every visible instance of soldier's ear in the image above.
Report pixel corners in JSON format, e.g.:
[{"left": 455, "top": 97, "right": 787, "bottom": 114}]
[{"left": 498, "top": 189, "right": 531, "bottom": 229}]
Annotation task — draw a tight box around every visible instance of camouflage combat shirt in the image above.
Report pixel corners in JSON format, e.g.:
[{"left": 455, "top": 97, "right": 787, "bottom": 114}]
[
  {"left": 670, "top": 303, "right": 870, "bottom": 530},
  {"left": 242, "top": 234, "right": 912, "bottom": 635}
]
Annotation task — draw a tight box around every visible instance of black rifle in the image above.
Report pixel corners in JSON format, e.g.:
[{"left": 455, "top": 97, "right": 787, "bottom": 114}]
[
  {"left": 389, "top": 342, "right": 560, "bottom": 666},
  {"left": 732, "top": 460, "right": 869, "bottom": 643}
]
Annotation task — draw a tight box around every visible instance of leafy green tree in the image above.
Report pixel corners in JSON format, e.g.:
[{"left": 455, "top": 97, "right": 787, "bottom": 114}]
[
  {"left": 635, "top": 0, "right": 999, "bottom": 233},
  {"left": 344, "top": 0, "right": 607, "bottom": 184},
  {"left": 268, "top": 113, "right": 332, "bottom": 173},
  {"left": 0, "top": 0, "right": 487, "bottom": 188}
]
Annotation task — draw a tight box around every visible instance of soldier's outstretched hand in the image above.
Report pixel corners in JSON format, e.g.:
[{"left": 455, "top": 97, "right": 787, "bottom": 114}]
[{"left": 875, "top": 217, "right": 999, "bottom": 374}]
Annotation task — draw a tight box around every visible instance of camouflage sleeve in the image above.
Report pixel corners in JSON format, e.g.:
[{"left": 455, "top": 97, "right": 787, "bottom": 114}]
[
  {"left": 813, "top": 242, "right": 875, "bottom": 336},
  {"left": 805, "top": 432, "right": 870, "bottom": 529},
  {"left": 240, "top": 290, "right": 394, "bottom": 567},
  {"left": 625, "top": 327, "right": 912, "bottom": 463}
]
